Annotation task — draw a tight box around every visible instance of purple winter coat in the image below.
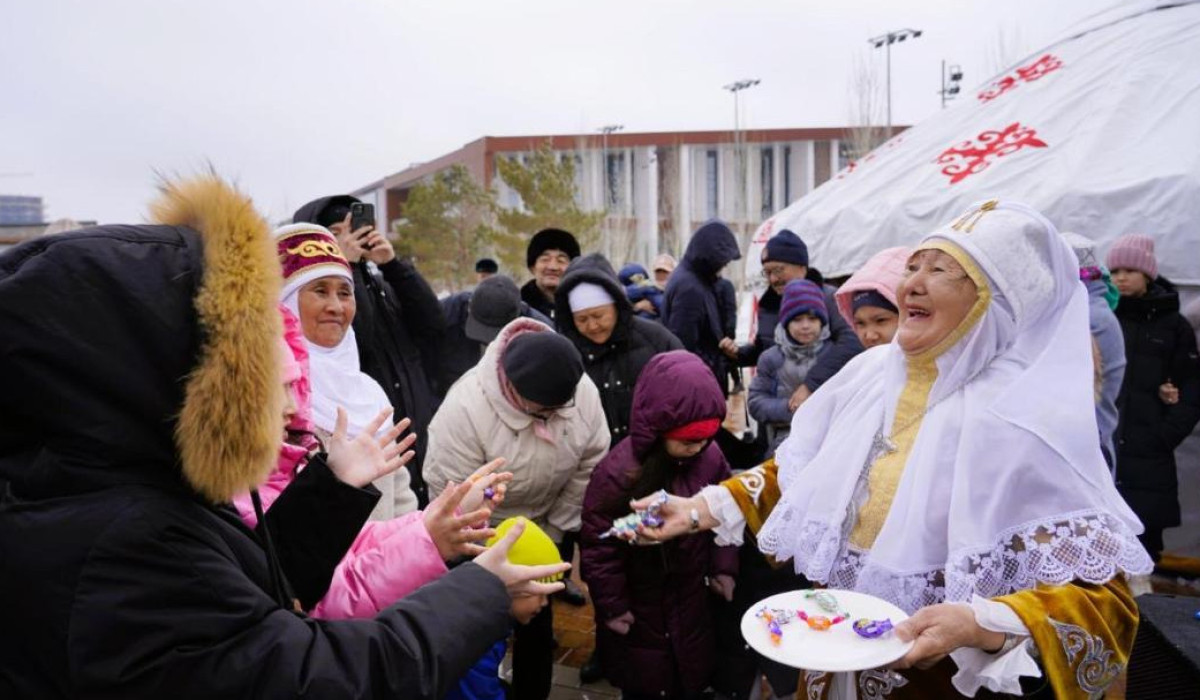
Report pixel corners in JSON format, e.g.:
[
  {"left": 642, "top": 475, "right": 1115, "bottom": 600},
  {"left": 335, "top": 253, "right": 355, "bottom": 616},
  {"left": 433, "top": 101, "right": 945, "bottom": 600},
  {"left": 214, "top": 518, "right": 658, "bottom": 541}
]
[{"left": 581, "top": 350, "right": 739, "bottom": 698}]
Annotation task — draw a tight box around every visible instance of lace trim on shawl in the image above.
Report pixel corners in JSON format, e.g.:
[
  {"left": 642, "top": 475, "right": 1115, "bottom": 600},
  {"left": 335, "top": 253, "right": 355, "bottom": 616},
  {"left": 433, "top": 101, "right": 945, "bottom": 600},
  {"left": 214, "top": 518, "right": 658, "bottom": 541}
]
[{"left": 767, "top": 510, "right": 1152, "bottom": 615}]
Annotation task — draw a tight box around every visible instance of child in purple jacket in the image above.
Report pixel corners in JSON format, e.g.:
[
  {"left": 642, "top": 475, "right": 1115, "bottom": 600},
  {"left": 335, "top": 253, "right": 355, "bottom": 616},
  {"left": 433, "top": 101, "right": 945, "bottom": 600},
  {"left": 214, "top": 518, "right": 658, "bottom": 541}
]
[{"left": 581, "top": 350, "right": 738, "bottom": 700}]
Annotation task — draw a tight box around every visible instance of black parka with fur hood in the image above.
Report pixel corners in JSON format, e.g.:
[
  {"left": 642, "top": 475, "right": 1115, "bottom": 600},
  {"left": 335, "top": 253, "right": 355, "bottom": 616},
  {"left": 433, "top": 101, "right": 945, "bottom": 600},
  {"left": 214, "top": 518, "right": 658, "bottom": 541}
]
[{"left": 0, "top": 178, "right": 510, "bottom": 699}]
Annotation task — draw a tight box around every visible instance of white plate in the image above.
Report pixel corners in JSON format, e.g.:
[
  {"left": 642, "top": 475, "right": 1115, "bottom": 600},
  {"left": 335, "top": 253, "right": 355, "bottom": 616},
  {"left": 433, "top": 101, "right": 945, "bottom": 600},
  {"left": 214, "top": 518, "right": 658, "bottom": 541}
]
[{"left": 740, "top": 589, "right": 914, "bottom": 673}]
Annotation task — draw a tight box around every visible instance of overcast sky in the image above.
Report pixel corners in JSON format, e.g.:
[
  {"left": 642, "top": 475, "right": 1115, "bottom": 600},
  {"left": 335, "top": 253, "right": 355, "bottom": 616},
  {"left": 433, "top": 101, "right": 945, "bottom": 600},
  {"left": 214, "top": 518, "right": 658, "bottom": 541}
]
[{"left": 2, "top": 0, "right": 1108, "bottom": 225}]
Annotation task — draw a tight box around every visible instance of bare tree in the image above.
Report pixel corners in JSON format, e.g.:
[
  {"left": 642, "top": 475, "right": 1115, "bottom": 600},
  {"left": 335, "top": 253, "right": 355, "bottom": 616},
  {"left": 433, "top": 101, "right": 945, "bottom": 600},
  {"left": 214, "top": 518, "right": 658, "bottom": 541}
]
[
  {"left": 986, "top": 25, "right": 1027, "bottom": 77},
  {"left": 844, "top": 50, "right": 887, "bottom": 161}
]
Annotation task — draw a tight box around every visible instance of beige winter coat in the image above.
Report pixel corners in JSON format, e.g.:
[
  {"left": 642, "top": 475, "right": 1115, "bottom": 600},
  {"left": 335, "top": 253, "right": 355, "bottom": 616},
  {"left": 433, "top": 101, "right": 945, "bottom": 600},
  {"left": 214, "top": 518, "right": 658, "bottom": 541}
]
[{"left": 425, "top": 318, "right": 610, "bottom": 541}]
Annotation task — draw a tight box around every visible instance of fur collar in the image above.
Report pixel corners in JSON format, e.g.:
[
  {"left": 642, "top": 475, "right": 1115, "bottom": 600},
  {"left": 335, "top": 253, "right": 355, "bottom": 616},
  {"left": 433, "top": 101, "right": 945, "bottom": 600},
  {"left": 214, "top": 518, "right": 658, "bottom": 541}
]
[{"left": 150, "top": 175, "right": 284, "bottom": 503}]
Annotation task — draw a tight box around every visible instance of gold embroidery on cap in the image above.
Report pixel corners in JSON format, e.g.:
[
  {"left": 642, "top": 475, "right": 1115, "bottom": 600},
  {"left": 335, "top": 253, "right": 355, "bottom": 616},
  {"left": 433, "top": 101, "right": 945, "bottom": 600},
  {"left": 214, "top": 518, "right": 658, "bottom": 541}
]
[
  {"left": 950, "top": 199, "right": 999, "bottom": 233},
  {"left": 287, "top": 240, "right": 345, "bottom": 260}
]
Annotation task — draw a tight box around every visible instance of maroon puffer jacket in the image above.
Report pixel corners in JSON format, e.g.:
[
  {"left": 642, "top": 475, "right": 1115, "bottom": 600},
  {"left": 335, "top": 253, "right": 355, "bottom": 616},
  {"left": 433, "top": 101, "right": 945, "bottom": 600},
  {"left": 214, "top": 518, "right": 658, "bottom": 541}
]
[{"left": 581, "top": 350, "right": 738, "bottom": 698}]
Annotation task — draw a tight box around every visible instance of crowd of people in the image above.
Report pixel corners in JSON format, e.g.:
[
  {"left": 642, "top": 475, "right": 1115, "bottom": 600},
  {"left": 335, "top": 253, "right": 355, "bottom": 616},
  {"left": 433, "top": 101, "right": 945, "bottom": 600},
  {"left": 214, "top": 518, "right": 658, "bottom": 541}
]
[{"left": 0, "top": 174, "right": 1198, "bottom": 700}]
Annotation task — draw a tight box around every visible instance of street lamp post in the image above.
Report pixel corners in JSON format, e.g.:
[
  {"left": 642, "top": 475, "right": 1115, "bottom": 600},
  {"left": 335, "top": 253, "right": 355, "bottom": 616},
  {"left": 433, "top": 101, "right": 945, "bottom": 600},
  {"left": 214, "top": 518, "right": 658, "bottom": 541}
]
[
  {"left": 722, "top": 79, "right": 760, "bottom": 223},
  {"left": 598, "top": 124, "right": 624, "bottom": 210},
  {"left": 597, "top": 124, "right": 624, "bottom": 260},
  {"left": 939, "top": 61, "right": 964, "bottom": 109},
  {"left": 868, "top": 28, "right": 922, "bottom": 139}
]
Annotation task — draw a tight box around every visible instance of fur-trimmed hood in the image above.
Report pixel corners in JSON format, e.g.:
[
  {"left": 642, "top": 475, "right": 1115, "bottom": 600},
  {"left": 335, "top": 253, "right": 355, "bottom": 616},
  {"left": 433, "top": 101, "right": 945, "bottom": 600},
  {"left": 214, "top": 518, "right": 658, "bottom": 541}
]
[{"left": 0, "top": 175, "right": 282, "bottom": 503}]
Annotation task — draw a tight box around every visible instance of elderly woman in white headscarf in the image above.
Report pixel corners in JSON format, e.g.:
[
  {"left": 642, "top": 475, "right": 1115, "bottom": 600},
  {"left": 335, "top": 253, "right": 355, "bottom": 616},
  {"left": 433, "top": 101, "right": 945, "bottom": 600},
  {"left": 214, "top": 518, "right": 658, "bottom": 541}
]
[
  {"left": 633, "top": 201, "right": 1152, "bottom": 699},
  {"left": 275, "top": 223, "right": 418, "bottom": 517}
]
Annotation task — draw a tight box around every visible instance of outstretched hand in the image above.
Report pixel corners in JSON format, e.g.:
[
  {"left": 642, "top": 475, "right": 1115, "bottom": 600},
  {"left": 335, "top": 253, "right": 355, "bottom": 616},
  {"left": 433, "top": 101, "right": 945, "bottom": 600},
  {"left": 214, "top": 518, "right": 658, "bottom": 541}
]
[
  {"left": 326, "top": 408, "right": 416, "bottom": 488},
  {"left": 627, "top": 492, "right": 717, "bottom": 545},
  {"left": 474, "top": 518, "right": 571, "bottom": 598},
  {"left": 424, "top": 472, "right": 498, "bottom": 561},
  {"left": 460, "top": 458, "right": 513, "bottom": 516}
]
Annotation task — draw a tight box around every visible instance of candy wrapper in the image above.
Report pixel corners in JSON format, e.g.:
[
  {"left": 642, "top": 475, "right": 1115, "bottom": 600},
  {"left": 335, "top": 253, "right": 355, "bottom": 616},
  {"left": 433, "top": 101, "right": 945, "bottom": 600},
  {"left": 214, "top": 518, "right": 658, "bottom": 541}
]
[{"left": 600, "top": 490, "right": 667, "bottom": 540}]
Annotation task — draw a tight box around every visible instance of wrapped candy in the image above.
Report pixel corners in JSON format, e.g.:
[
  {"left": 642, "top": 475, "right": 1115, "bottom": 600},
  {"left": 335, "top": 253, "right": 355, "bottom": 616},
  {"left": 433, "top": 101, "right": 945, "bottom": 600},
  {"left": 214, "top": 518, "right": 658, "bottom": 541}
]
[
  {"left": 600, "top": 490, "right": 668, "bottom": 539},
  {"left": 756, "top": 606, "right": 795, "bottom": 645},
  {"left": 852, "top": 618, "right": 894, "bottom": 639},
  {"left": 805, "top": 590, "right": 842, "bottom": 614},
  {"left": 797, "top": 609, "right": 849, "bottom": 631},
  {"left": 482, "top": 486, "right": 496, "bottom": 501}
]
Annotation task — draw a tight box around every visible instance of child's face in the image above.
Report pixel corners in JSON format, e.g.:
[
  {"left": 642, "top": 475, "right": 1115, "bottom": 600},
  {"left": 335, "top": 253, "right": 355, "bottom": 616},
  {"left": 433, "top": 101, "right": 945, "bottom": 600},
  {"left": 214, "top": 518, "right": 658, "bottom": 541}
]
[
  {"left": 664, "top": 438, "right": 708, "bottom": 460},
  {"left": 787, "top": 313, "right": 823, "bottom": 345},
  {"left": 510, "top": 593, "right": 549, "bottom": 625},
  {"left": 852, "top": 306, "right": 900, "bottom": 349},
  {"left": 279, "top": 380, "right": 298, "bottom": 439},
  {"left": 1110, "top": 267, "right": 1150, "bottom": 298}
]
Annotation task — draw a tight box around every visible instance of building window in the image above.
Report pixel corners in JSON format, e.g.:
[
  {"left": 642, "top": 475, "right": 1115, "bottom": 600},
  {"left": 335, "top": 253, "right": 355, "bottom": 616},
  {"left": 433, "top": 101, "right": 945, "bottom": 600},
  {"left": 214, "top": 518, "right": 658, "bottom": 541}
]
[
  {"left": 760, "top": 147, "right": 774, "bottom": 218},
  {"left": 783, "top": 146, "right": 792, "bottom": 204},
  {"left": 705, "top": 149, "right": 719, "bottom": 219},
  {"left": 837, "top": 141, "right": 853, "bottom": 172},
  {"left": 606, "top": 152, "right": 625, "bottom": 209}
]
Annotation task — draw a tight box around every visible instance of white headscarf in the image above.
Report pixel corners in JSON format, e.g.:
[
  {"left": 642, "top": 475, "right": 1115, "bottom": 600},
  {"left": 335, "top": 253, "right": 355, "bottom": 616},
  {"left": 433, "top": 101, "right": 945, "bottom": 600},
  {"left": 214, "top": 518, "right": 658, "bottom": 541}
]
[
  {"left": 282, "top": 288, "right": 392, "bottom": 440},
  {"left": 758, "top": 201, "right": 1152, "bottom": 614}
]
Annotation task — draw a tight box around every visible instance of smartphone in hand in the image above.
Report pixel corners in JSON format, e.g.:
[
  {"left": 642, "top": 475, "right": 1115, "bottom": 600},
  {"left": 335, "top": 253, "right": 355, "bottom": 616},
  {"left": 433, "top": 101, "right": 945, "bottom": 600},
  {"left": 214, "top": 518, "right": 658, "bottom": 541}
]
[{"left": 349, "top": 202, "right": 376, "bottom": 249}]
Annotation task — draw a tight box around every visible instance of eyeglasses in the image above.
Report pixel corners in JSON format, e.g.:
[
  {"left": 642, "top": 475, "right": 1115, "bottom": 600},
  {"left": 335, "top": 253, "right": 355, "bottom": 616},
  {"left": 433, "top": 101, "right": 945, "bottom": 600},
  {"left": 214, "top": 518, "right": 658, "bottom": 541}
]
[
  {"left": 760, "top": 264, "right": 790, "bottom": 280},
  {"left": 519, "top": 394, "right": 576, "bottom": 419}
]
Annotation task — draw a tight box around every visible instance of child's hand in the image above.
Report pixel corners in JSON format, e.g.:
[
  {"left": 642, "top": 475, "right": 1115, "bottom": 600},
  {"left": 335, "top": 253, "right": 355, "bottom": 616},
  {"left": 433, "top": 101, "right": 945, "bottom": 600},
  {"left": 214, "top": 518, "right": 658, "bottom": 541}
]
[
  {"left": 326, "top": 408, "right": 416, "bottom": 488},
  {"left": 423, "top": 478, "right": 496, "bottom": 561},
  {"left": 460, "top": 458, "right": 513, "bottom": 516},
  {"left": 1160, "top": 381, "right": 1180, "bottom": 405},
  {"left": 474, "top": 518, "right": 571, "bottom": 598},
  {"left": 709, "top": 574, "right": 736, "bottom": 602},
  {"left": 718, "top": 337, "right": 739, "bottom": 359},
  {"left": 787, "top": 385, "right": 812, "bottom": 412},
  {"left": 605, "top": 611, "right": 635, "bottom": 635}
]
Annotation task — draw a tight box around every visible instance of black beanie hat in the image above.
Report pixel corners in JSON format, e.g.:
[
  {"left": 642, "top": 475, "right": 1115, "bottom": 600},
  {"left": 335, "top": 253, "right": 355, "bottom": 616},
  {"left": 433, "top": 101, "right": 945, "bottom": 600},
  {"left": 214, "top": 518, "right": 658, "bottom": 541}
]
[
  {"left": 763, "top": 229, "right": 809, "bottom": 267},
  {"left": 526, "top": 228, "right": 581, "bottom": 269},
  {"left": 502, "top": 332, "right": 584, "bottom": 407}
]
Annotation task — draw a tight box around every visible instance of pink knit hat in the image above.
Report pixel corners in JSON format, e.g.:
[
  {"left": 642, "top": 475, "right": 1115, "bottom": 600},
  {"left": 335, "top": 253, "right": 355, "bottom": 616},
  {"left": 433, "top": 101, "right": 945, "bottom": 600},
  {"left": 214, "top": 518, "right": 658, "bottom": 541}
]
[
  {"left": 835, "top": 247, "right": 911, "bottom": 325},
  {"left": 1105, "top": 234, "right": 1157, "bottom": 279}
]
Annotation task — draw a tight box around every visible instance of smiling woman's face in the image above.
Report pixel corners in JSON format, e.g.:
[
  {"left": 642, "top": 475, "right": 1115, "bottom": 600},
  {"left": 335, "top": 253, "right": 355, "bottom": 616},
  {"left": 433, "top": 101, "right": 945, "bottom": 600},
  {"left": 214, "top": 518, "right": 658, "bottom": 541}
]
[
  {"left": 895, "top": 249, "right": 978, "bottom": 356},
  {"left": 298, "top": 276, "right": 356, "bottom": 348}
]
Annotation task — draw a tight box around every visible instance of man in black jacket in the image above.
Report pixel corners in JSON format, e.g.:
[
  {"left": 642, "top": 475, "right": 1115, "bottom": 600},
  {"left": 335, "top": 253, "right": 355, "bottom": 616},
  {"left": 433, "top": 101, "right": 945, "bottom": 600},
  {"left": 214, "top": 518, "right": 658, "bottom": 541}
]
[
  {"left": 0, "top": 176, "right": 566, "bottom": 699},
  {"left": 520, "top": 228, "right": 580, "bottom": 319},
  {"left": 294, "top": 195, "right": 444, "bottom": 507},
  {"left": 720, "top": 229, "right": 863, "bottom": 406}
]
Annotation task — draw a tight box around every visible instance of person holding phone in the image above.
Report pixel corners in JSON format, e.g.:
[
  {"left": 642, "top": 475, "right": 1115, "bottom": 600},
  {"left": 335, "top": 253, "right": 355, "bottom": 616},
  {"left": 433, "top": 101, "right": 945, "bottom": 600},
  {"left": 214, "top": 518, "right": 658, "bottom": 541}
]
[{"left": 293, "top": 195, "right": 445, "bottom": 510}]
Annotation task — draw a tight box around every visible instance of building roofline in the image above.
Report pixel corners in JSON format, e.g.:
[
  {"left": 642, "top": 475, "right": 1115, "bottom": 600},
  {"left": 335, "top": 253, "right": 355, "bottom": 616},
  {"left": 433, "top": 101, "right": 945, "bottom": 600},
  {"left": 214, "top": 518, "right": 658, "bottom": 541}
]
[{"left": 354, "top": 126, "right": 898, "bottom": 194}]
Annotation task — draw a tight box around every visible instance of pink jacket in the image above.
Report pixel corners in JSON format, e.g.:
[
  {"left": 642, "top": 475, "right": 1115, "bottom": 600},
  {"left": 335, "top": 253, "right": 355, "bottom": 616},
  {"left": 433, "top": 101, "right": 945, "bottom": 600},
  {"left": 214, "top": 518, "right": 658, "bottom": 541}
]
[
  {"left": 834, "top": 246, "right": 911, "bottom": 325},
  {"left": 233, "top": 306, "right": 447, "bottom": 619}
]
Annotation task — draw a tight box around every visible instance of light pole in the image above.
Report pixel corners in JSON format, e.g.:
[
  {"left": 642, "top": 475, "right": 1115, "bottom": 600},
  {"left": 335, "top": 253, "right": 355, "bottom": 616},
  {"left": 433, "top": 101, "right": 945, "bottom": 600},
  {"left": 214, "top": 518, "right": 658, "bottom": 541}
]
[
  {"left": 597, "top": 124, "right": 624, "bottom": 260},
  {"left": 598, "top": 124, "right": 624, "bottom": 210},
  {"left": 939, "top": 61, "right": 963, "bottom": 109},
  {"left": 722, "top": 79, "right": 760, "bottom": 223},
  {"left": 868, "top": 28, "right": 922, "bottom": 139}
]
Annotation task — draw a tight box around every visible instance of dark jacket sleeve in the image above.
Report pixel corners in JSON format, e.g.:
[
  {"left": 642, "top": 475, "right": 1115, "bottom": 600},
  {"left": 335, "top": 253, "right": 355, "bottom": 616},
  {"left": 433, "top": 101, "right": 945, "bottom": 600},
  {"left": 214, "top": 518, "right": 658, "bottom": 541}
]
[
  {"left": 70, "top": 511, "right": 511, "bottom": 700},
  {"left": 802, "top": 288, "right": 864, "bottom": 391},
  {"left": 579, "top": 458, "right": 633, "bottom": 623},
  {"left": 377, "top": 259, "right": 446, "bottom": 340},
  {"left": 1158, "top": 317, "right": 1200, "bottom": 449},
  {"left": 735, "top": 336, "right": 764, "bottom": 367},
  {"left": 663, "top": 287, "right": 704, "bottom": 352},
  {"left": 263, "top": 453, "right": 380, "bottom": 611}
]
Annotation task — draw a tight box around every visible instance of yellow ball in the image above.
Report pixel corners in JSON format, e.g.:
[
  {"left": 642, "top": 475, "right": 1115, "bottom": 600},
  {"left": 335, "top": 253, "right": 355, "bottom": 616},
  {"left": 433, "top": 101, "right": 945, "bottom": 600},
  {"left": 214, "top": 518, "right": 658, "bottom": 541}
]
[{"left": 486, "top": 517, "right": 565, "bottom": 582}]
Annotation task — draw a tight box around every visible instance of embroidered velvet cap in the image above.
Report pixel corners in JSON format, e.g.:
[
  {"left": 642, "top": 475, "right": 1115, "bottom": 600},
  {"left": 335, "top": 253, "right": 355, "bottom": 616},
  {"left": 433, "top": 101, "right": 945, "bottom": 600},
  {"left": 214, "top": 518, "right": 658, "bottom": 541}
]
[
  {"left": 275, "top": 224, "right": 353, "bottom": 301},
  {"left": 779, "top": 279, "right": 828, "bottom": 327}
]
